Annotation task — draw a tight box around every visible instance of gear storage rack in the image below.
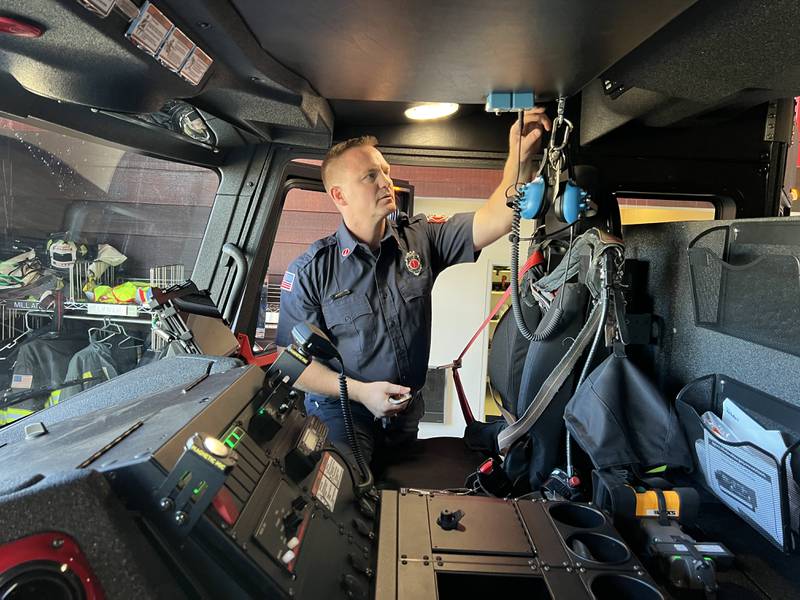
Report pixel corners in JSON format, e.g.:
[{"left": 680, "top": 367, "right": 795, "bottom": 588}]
[{"left": 0, "top": 262, "right": 186, "bottom": 356}]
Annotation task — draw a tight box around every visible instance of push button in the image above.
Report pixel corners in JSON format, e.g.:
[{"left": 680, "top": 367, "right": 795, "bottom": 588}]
[{"left": 211, "top": 487, "right": 241, "bottom": 526}]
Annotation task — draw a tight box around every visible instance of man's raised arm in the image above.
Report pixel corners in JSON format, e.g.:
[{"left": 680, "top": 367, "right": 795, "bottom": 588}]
[{"left": 472, "top": 107, "right": 551, "bottom": 251}]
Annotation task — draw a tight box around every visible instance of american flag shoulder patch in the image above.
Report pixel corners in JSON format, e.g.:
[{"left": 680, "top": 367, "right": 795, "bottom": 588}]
[
  {"left": 11, "top": 374, "right": 33, "bottom": 389},
  {"left": 281, "top": 271, "right": 296, "bottom": 292}
]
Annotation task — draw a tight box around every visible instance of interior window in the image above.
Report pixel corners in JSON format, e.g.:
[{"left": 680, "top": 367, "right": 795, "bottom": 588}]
[
  {"left": 255, "top": 186, "right": 339, "bottom": 348},
  {"left": 0, "top": 116, "right": 218, "bottom": 424},
  {"left": 618, "top": 197, "right": 716, "bottom": 225}
]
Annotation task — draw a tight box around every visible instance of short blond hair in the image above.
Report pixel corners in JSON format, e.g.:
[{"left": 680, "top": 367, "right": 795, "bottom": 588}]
[{"left": 321, "top": 135, "right": 378, "bottom": 191}]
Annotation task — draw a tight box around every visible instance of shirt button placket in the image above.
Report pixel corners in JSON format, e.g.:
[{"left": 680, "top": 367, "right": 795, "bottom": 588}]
[{"left": 378, "top": 261, "right": 410, "bottom": 381}]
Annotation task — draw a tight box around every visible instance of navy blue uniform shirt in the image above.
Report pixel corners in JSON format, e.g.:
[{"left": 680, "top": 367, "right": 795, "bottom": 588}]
[{"left": 276, "top": 212, "right": 478, "bottom": 404}]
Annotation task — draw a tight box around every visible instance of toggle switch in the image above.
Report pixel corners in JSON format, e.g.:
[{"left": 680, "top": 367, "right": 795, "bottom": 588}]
[{"left": 283, "top": 511, "right": 303, "bottom": 537}]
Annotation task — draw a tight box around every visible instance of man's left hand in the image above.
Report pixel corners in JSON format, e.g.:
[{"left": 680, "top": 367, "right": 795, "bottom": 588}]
[{"left": 508, "top": 107, "right": 552, "bottom": 166}]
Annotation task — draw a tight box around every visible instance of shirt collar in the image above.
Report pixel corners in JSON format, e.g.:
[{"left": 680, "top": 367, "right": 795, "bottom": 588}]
[
  {"left": 336, "top": 221, "right": 358, "bottom": 260},
  {"left": 336, "top": 219, "right": 397, "bottom": 261},
  {"left": 385, "top": 217, "right": 402, "bottom": 248}
]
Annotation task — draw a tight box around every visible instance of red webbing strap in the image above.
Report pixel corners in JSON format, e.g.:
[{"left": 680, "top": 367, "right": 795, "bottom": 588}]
[
  {"left": 452, "top": 367, "right": 474, "bottom": 423},
  {"left": 450, "top": 250, "right": 545, "bottom": 424}
]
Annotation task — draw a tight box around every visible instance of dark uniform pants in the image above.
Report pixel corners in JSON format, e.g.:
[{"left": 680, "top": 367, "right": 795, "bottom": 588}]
[{"left": 305, "top": 392, "right": 425, "bottom": 466}]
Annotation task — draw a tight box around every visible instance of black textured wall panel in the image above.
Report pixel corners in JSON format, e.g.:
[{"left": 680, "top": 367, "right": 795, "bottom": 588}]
[
  {"left": 624, "top": 217, "right": 800, "bottom": 404},
  {"left": 606, "top": 0, "right": 800, "bottom": 106}
]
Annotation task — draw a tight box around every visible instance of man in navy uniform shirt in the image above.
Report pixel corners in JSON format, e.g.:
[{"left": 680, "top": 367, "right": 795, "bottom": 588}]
[{"left": 277, "top": 108, "right": 550, "bottom": 464}]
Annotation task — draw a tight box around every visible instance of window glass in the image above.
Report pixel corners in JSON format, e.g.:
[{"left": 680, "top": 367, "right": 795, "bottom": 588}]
[
  {"left": 256, "top": 187, "right": 339, "bottom": 346},
  {"left": 0, "top": 116, "right": 218, "bottom": 424},
  {"left": 618, "top": 197, "right": 715, "bottom": 225}
]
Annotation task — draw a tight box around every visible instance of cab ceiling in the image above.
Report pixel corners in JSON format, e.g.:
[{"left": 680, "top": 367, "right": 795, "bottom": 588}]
[
  {"left": 0, "top": 0, "right": 697, "bottom": 154},
  {"left": 4, "top": 0, "right": 800, "bottom": 157},
  {"left": 231, "top": 0, "right": 696, "bottom": 104}
]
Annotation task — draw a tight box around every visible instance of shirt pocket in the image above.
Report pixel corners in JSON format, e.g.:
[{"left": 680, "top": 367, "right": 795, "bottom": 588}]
[
  {"left": 321, "top": 293, "right": 375, "bottom": 353},
  {"left": 398, "top": 271, "right": 432, "bottom": 303}
]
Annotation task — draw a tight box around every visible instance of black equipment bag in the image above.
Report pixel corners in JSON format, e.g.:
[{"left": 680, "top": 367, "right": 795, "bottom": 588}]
[
  {"left": 486, "top": 297, "right": 539, "bottom": 417},
  {"left": 564, "top": 354, "right": 693, "bottom": 472}
]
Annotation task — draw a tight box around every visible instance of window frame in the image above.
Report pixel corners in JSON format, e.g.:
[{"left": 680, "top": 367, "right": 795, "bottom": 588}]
[{"left": 614, "top": 191, "right": 737, "bottom": 225}]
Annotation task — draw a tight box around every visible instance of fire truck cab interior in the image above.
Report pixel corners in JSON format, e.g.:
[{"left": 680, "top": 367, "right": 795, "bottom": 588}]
[{"left": 1, "top": 1, "right": 800, "bottom": 599}]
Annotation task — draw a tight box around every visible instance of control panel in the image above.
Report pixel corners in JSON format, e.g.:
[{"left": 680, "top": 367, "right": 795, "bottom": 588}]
[{"left": 80, "top": 358, "right": 379, "bottom": 600}]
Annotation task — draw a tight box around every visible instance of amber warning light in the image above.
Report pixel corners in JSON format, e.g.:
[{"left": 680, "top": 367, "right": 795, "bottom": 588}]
[{"left": 0, "top": 17, "right": 44, "bottom": 38}]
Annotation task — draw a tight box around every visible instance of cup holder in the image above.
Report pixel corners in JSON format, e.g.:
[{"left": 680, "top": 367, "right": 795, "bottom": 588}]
[
  {"left": 548, "top": 503, "right": 605, "bottom": 529},
  {"left": 566, "top": 532, "right": 630, "bottom": 564},
  {"left": 590, "top": 574, "right": 663, "bottom": 600}
]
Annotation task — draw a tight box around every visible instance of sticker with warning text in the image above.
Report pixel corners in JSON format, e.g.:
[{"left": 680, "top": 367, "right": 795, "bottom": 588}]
[
  {"left": 126, "top": 2, "right": 173, "bottom": 57},
  {"left": 311, "top": 453, "right": 342, "bottom": 512},
  {"left": 322, "top": 452, "right": 344, "bottom": 488},
  {"left": 179, "top": 46, "right": 213, "bottom": 86},
  {"left": 157, "top": 27, "right": 194, "bottom": 71}
]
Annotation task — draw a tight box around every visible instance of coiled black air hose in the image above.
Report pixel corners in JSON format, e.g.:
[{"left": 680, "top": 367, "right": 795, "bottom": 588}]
[{"left": 510, "top": 207, "right": 573, "bottom": 342}]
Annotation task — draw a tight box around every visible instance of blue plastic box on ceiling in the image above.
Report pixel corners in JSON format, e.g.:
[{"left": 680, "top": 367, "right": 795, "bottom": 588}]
[{"left": 485, "top": 91, "right": 535, "bottom": 114}]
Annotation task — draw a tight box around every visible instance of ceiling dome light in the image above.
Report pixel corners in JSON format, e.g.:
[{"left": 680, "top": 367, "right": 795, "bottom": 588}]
[{"left": 404, "top": 103, "right": 459, "bottom": 121}]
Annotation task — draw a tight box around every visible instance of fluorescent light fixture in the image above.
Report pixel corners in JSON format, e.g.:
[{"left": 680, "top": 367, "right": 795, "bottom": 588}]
[{"left": 404, "top": 102, "right": 459, "bottom": 121}]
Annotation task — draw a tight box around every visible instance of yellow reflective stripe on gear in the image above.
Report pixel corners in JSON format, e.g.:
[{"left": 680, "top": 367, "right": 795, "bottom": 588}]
[
  {"left": 82, "top": 371, "right": 93, "bottom": 379},
  {"left": 47, "top": 389, "right": 61, "bottom": 407},
  {"left": 0, "top": 407, "right": 33, "bottom": 425}
]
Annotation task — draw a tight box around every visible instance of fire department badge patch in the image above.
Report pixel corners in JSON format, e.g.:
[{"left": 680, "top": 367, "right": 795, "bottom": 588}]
[
  {"left": 405, "top": 250, "right": 423, "bottom": 276},
  {"left": 427, "top": 214, "right": 449, "bottom": 224}
]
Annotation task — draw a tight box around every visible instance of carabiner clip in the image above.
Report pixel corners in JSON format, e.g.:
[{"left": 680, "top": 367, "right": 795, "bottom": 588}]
[{"left": 549, "top": 117, "right": 573, "bottom": 153}]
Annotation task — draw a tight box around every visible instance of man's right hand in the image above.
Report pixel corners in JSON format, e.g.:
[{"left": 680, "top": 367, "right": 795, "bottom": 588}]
[
  {"left": 290, "top": 356, "right": 412, "bottom": 419},
  {"left": 355, "top": 381, "right": 412, "bottom": 419}
]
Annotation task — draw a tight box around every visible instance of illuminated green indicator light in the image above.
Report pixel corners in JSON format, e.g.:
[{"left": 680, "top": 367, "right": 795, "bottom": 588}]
[{"left": 222, "top": 426, "right": 245, "bottom": 449}]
